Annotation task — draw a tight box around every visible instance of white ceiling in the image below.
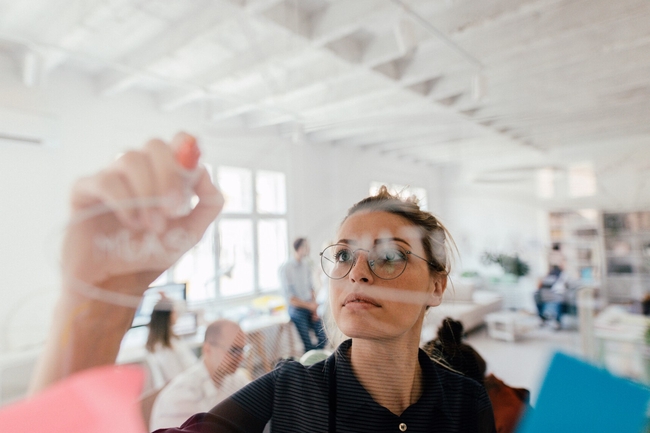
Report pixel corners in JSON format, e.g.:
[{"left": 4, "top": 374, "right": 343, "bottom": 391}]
[{"left": 1, "top": 0, "right": 649, "bottom": 176}]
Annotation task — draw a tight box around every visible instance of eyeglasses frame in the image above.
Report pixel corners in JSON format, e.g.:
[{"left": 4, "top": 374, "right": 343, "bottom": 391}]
[{"left": 319, "top": 244, "right": 437, "bottom": 281}]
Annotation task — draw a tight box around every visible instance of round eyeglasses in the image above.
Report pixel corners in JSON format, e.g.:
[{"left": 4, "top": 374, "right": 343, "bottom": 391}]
[{"left": 320, "top": 243, "right": 435, "bottom": 280}]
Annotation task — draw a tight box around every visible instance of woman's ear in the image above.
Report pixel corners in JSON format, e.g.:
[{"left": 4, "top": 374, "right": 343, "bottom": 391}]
[{"left": 427, "top": 275, "right": 447, "bottom": 307}]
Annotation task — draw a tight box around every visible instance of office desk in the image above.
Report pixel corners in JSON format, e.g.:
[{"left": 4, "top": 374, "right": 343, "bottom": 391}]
[{"left": 593, "top": 306, "right": 650, "bottom": 382}]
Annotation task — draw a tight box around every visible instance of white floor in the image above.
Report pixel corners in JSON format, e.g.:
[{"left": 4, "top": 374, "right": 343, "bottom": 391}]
[{"left": 465, "top": 323, "right": 582, "bottom": 406}]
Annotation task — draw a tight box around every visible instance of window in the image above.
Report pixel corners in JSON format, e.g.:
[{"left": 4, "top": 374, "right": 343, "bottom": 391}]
[
  {"left": 568, "top": 163, "right": 597, "bottom": 198},
  {"left": 370, "top": 181, "right": 428, "bottom": 210},
  {"left": 168, "top": 165, "right": 217, "bottom": 302},
  {"left": 218, "top": 219, "right": 254, "bottom": 297},
  {"left": 173, "top": 222, "right": 216, "bottom": 301},
  {"left": 170, "top": 166, "right": 288, "bottom": 302},
  {"left": 537, "top": 167, "right": 555, "bottom": 199},
  {"left": 216, "top": 167, "right": 288, "bottom": 299}
]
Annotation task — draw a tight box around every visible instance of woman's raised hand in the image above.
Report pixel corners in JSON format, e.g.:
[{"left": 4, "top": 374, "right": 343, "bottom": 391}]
[
  {"left": 30, "top": 132, "right": 223, "bottom": 393},
  {"left": 62, "top": 132, "right": 223, "bottom": 299}
]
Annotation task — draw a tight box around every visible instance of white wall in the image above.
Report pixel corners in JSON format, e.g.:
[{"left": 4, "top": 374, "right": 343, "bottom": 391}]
[
  {"left": 0, "top": 59, "right": 444, "bottom": 353},
  {"left": 0, "top": 57, "right": 214, "bottom": 351},
  {"left": 441, "top": 177, "right": 548, "bottom": 279}
]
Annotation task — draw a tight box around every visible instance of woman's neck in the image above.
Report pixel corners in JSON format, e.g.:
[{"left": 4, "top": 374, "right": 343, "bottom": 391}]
[{"left": 349, "top": 337, "right": 424, "bottom": 416}]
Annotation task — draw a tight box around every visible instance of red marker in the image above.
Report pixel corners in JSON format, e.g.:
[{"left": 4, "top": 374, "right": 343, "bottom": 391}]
[
  {"left": 175, "top": 136, "right": 201, "bottom": 170},
  {"left": 170, "top": 134, "right": 201, "bottom": 217}
]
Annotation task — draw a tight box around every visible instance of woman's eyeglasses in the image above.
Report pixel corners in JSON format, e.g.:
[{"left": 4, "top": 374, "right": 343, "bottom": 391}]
[{"left": 320, "top": 243, "right": 435, "bottom": 280}]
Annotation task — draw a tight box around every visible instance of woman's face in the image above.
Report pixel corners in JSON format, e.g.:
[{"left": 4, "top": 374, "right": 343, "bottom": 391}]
[{"left": 329, "top": 211, "right": 446, "bottom": 342}]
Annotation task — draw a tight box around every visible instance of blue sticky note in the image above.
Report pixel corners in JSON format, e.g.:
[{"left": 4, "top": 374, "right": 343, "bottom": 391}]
[{"left": 517, "top": 352, "right": 650, "bottom": 433}]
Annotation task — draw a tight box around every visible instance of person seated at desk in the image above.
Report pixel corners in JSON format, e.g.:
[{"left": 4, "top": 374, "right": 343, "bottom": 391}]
[
  {"left": 146, "top": 297, "right": 197, "bottom": 388},
  {"left": 533, "top": 265, "right": 570, "bottom": 329},
  {"left": 150, "top": 319, "right": 250, "bottom": 431}
]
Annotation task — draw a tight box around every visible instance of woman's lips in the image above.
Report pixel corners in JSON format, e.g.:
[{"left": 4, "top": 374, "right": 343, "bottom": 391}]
[{"left": 343, "top": 294, "right": 380, "bottom": 307}]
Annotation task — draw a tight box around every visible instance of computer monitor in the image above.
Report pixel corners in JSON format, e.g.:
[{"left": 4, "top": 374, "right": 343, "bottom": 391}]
[{"left": 131, "top": 282, "right": 187, "bottom": 328}]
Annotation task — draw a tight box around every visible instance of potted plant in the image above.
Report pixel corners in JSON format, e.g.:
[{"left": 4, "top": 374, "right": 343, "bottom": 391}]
[{"left": 481, "top": 252, "right": 530, "bottom": 279}]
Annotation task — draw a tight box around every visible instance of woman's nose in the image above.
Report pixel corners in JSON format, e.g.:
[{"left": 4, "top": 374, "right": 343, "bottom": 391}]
[{"left": 348, "top": 250, "right": 374, "bottom": 283}]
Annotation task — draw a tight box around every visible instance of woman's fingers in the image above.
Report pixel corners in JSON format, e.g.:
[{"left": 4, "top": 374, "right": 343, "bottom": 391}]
[
  {"left": 70, "top": 133, "right": 222, "bottom": 257},
  {"left": 70, "top": 170, "right": 141, "bottom": 230},
  {"left": 113, "top": 150, "right": 159, "bottom": 230},
  {"left": 142, "top": 138, "right": 182, "bottom": 228},
  {"left": 184, "top": 165, "right": 224, "bottom": 237}
]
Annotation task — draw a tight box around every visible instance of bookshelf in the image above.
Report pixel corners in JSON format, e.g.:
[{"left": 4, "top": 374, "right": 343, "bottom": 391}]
[
  {"left": 602, "top": 212, "right": 650, "bottom": 302},
  {"left": 548, "top": 210, "right": 602, "bottom": 285}
]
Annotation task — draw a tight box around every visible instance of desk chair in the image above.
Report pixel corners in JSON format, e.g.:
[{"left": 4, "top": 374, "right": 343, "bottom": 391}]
[{"left": 299, "top": 349, "right": 331, "bottom": 366}]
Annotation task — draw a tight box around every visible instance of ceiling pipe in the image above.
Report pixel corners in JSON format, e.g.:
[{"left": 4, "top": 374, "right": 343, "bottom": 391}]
[{"left": 388, "top": 0, "right": 484, "bottom": 71}]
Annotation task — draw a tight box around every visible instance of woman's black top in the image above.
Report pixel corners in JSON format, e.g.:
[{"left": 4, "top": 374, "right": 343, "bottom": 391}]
[{"left": 156, "top": 339, "right": 496, "bottom": 433}]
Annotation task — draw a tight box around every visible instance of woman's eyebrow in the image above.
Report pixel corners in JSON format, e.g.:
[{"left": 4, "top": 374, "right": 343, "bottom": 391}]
[
  {"left": 375, "top": 237, "right": 411, "bottom": 247},
  {"left": 335, "top": 237, "right": 412, "bottom": 247}
]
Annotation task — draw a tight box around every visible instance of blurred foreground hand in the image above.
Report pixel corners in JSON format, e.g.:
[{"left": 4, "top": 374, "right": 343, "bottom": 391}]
[
  {"left": 31, "top": 132, "right": 223, "bottom": 393},
  {"left": 63, "top": 132, "right": 223, "bottom": 296}
]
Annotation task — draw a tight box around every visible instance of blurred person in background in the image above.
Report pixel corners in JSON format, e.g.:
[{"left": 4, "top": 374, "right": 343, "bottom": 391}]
[
  {"left": 423, "top": 317, "right": 486, "bottom": 385},
  {"left": 149, "top": 319, "right": 249, "bottom": 431},
  {"left": 534, "top": 264, "right": 570, "bottom": 329},
  {"left": 424, "top": 318, "right": 529, "bottom": 433},
  {"left": 279, "top": 238, "right": 327, "bottom": 352},
  {"left": 146, "top": 296, "right": 197, "bottom": 388}
]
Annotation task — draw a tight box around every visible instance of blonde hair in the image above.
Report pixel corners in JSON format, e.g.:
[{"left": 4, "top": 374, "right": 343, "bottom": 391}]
[{"left": 324, "top": 185, "right": 457, "bottom": 347}]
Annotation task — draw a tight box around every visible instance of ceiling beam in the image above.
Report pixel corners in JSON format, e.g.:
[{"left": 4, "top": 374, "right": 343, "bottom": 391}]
[
  {"left": 242, "top": 108, "right": 296, "bottom": 128},
  {"left": 377, "top": 136, "right": 490, "bottom": 156},
  {"left": 244, "top": 0, "right": 286, "bottom": 14},
  {"left": 306, "top": 114, "right": 467, "bottom": 143},
  {"left": 195, "top": 27, "right": 423, "bottom": 121},
  {"left": 97, "top": 2, "right": 238, "bottom": 96},
  {"left": 156, "top": 0, "right": 403, "bottom": 112},
  {"left": 334, "top": 125, "right": 476, "bottom": 149},
  {"left": 309, "top": 0, "right": 393, "bottom": 46}
]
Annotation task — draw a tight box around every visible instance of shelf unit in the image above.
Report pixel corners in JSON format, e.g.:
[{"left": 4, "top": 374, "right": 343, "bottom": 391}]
[
  {"left": 548, "top": 210, "right": 602, "bottom": 285},
  {"left": 602, "top": 212, "right": 650, "bottom": 302}
]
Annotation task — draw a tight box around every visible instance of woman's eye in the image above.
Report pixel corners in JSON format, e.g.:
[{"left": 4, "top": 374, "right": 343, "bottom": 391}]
[
  {"left": 334, "top": 250, "right": 353, "bottom": 262},
  {"left": 379, "top": 248, "right": 405, "bottom": 262}
]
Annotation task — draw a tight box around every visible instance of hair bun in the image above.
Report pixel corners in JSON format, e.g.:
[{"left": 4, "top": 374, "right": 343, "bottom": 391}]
[{"left": 438, "top": 317, "right": 464, "bottom": 346}]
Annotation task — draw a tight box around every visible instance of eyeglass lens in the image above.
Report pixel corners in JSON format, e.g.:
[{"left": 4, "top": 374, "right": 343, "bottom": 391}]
[{"left": 320, "top": 244, "right": 408, "bottom": 280}]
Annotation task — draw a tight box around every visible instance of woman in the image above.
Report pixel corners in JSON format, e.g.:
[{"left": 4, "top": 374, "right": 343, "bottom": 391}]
[
  {"left": 30, "top": 133, "right": 495, "bottom": 432},
  {"left": 163, "top": 187, "right": 495, "bottom": 432},
  {"left": 146, "top": 297, "right": 197, "bottom": 387}
]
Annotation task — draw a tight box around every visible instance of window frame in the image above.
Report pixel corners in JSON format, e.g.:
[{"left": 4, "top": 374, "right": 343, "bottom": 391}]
[{"left": 214, "top": 167, "right": 288, "bottom": 302}]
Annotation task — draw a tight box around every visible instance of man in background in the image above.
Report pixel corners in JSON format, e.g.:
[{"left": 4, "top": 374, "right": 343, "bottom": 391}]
[
  {"left": 149, "top": 320, "right": 250, "bottom": 430},
  {"left": 279, "top": 238, "right": 327, "bottom": 352}
]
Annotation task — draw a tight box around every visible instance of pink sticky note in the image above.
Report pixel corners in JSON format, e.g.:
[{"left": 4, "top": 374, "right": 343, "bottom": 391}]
[{"left": 0, "top": 365, "right": 146, "bottom": 433}]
